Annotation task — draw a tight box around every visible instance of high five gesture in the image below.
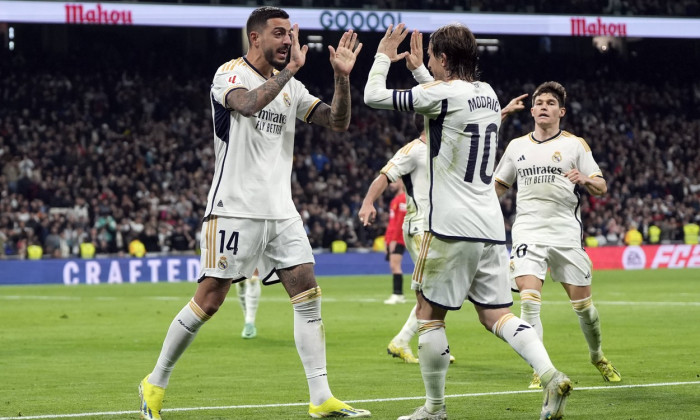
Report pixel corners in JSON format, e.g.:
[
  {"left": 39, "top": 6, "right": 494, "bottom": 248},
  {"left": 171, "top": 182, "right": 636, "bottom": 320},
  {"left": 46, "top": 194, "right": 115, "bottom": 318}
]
[{"left": 329, "top": 30, "right": 363, "bottom": 76}]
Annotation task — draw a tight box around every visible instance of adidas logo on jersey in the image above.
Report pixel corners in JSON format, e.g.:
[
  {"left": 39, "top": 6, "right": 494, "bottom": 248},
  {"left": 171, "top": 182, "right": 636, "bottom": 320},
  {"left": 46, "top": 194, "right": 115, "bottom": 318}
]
[
  {"left": 517, "top": 155, "right": 526, "bottom": 161},
  {"left": 217, "top": 200, "right": 224, "bottom": 207}
]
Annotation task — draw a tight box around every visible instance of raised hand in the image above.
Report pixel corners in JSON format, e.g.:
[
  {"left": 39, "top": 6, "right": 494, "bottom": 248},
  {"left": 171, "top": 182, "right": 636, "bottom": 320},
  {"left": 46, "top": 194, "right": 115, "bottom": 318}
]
[
  {"left": 377, "top": 23, "right": 410, "bottom": 62},
  {"left": 405, "top": 29, "right": 424, "bottom": 70},
  {"left": 287, "top": 23, "right": 308, "bottom": 73},
  {"left": 502, "top": 93, "right": 529, "bottom": 117},
  {"left": 329, "top": 30, "right": 363, "bottom": 76}
]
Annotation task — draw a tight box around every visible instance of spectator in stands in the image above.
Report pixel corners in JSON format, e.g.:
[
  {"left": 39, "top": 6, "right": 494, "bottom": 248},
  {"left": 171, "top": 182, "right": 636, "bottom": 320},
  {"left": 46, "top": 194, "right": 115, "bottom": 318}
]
[
  {"left": 647, "top": 222, "right": 662, "bottom": 244},
  {"left": 683, "top": 218, "right": 700, "bottom": 244},
  {"left": 0, "top": 227, "right": 7, "bottom": 258},
  {"left": 26, "top": 240, "right": 43, "bottom": 260},
  {"left": 624, "top": 223, "right": 643, "bottom": 246},
  {"left": 584, "top": 227, "right": 600, "bottom": 248},
  {"left": 139, "top": 224, "right": 161, "bottom": 253},
  {"left": 1, "top": 14, "right": 699, "bottom": 258},
  {"left": 168, "top": 221, "right": 195, "bottom": 252}
]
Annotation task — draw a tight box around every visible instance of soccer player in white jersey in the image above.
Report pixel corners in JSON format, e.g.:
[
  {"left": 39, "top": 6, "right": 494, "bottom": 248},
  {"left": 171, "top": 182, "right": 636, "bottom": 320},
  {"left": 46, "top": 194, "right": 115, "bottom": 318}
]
[
  {"left": 364, "top": 24, "right": 571, "bottom": 420},
  {"left": 359, "top": 114, "right": 429, "bottom": 364},
  {"left": 360, "top": 103, "right": 525, "bottom": 367},
  {"left": 138, "top": 7, "right": 369, "bottom": 419},
  {"left": 494, "top": 81, "right": 621, "bottom": 389}
]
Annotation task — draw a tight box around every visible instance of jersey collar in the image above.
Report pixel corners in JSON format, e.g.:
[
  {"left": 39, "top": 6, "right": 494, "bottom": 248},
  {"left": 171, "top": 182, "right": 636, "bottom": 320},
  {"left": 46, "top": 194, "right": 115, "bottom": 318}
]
[
  {"left": 529, "top": 129, "right": 562, "bottom": 144},
  {"left": 243, "top": 56, "right": 275, "bottom": 80}
]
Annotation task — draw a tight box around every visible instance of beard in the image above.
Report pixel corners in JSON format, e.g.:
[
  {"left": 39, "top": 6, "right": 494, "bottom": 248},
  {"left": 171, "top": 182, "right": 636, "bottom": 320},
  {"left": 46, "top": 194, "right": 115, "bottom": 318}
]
[{"left": 264, "top": 47, "right": 290, "bottom": 71}]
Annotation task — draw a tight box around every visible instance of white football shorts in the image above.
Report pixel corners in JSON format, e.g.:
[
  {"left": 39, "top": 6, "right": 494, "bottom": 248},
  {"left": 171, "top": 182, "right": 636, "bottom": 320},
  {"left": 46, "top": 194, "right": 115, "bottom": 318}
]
[
  {"left": 403, "top": 230, "right": 424, "bottom": 263},
  {"left": 198, "top": 215, "right": 314, "bottom": 284},
  {"left": 509, "top": 243, "right": 593, "bottom": 287},
  {"left": 411, "top": 232, "right": 513, "bottom": 310}
]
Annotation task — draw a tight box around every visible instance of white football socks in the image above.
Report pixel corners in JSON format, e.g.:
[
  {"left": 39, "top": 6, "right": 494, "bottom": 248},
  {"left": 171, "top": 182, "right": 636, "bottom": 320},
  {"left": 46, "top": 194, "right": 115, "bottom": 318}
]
[
  {"left": 394, "top": 304, "right": 419, "bottom": 344},
  {"left": 291, "top": 287, "right": 332, "bottom": 406},
  {"left": 492, "top": 313, "right": 556, "bottom": 383},
  {"left": 519, "top": 289, "right": 543, "bottom": 342},
  {"left": 417, "top": 320, "right": 449, "bottom": 413},
  {"left": 236, "top": 276, "right": 261, "bottom": 324},
  {"left": 149, "top": 299, "right": 210, "bottom": 388},
  {"left": 572, "top": 296, "right": 603, "bottom": 362},
  {"left": 236, "top": 281, "right": 246, "bottom": 315}
]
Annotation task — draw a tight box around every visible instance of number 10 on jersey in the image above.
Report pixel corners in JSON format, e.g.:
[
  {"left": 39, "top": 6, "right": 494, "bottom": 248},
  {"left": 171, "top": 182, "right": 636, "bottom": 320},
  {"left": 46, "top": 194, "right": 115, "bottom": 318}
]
[{"left": 463, "top": 123, "right": 498, "bottom": 184}]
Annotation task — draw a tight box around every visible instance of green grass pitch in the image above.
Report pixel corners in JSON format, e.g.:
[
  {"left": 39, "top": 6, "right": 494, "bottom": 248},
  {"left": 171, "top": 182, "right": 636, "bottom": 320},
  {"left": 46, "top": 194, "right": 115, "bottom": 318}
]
[{"left": 1, "top": 269, "right": 699, "bottom": 419}]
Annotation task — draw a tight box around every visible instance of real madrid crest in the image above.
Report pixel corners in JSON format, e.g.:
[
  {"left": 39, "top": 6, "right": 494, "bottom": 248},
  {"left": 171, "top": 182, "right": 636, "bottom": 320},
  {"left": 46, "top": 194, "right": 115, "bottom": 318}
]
[
  {"left": 218, "top": 256, "right": 228, "bottom": 270},
  {"left": 509, "top": 261, "right": 515, "bottom": 272},
  {"left": 283, "top": 92, "right": 291, "bottom": 107},
  {"left": 552, "top": 151, "right": 562, "bottom": 163}
]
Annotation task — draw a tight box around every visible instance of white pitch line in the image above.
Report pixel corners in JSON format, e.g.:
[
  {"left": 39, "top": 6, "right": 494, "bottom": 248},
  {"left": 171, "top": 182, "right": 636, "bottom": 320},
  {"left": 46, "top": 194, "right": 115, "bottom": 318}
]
[
  {"left": 0, "top": 295, "right": 80, "bottom": 300},
  {"left": 1, "top": 381, "right": 698, "bottom": 420},
  {"left": 2, "top": 295, "right": 700, "bottom": 306}
]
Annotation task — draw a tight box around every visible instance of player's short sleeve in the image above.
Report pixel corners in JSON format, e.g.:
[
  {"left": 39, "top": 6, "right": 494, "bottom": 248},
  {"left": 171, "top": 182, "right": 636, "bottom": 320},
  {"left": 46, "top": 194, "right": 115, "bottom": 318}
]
[
  {"left": 291, "top": 78, "right": 322, "bottom": 123},
  {"left": 380, "top": 141, "right": 420, "bottom": 183},
  {"left": 494, "top": 141, "right": 517, "bottom": 188},
  {"left": 211, "top": 64, "right": 248, "bottom": 109},
  {"left": 575, "top": 137, "right": 603, "bottom": 178}
]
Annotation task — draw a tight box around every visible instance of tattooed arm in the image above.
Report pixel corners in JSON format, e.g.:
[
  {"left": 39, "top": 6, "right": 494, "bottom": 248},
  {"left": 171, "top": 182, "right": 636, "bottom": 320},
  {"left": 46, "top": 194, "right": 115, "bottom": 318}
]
[
  {"left": 309, "top": 75, "right": 350, "bottom": 132},
  {"left": 310, "top": 29, "right": 363, "bottom": 132},
  {"left": 226, "top": 68, "right": 296, "bottom": 117}
]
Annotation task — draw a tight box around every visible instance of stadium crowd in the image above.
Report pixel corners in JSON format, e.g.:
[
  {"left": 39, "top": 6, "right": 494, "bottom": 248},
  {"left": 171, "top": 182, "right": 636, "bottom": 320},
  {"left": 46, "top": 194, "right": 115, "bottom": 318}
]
[{"left": 1, "top": 32, "right": 699, "bottom": 259}]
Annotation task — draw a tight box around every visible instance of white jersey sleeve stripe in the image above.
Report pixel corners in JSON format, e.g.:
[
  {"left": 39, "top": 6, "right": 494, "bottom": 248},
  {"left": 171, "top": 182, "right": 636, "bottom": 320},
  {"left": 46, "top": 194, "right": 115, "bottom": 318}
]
[
  {"left": 222, "top": 86, "right": 246, "bottom": 110},
  {"left": 380, "top": 161, "right": 396, "bottom": 175},
  {"left": 303, "top": 99, "right": 322, "bottom": 123},
  {"left": 495, "top": 177, "right": 511, "bottom": 188}
]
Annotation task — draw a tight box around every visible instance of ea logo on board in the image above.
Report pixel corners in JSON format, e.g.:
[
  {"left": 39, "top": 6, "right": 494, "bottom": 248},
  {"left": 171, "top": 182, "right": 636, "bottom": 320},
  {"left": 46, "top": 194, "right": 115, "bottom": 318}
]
[{"left": 622, "top": 246, "right": 646, "bottom": 270}]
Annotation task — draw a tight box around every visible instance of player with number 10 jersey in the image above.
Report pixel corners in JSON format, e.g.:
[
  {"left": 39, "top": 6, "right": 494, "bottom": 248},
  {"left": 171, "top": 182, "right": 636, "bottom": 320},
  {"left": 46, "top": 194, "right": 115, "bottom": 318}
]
[
  {"left": 366, "top": 57, "right": 504, "bottom": 244},
  {"left": 409, "top": 80, "right": 504, "bottom": 243}
]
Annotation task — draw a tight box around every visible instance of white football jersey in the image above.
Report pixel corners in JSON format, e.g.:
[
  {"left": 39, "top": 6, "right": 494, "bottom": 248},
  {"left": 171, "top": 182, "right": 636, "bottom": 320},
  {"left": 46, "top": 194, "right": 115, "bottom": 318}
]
[
  {"left": 365, "top": 54, "right": 504, "bottom": 242},
  {"left": 494, "top": 130, "right": 603, "bottom": 247},
  {"left": 206, "top": 57, "right": 321, "bottom": 219},
  {"left": 412, "top": 80, "right": 504, "bottom": 242},
  {"left": 380, "top": 138, "right": 428, "bottom": 236}
]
